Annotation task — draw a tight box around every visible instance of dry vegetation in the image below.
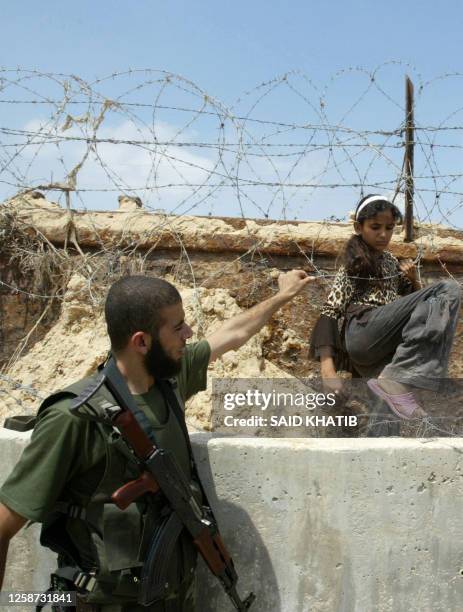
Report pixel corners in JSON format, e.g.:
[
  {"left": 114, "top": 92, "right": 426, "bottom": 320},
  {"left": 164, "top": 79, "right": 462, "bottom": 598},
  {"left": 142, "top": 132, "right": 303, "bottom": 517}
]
[{"left": 1, "top": 194, "right": 463, "bottom": 436}]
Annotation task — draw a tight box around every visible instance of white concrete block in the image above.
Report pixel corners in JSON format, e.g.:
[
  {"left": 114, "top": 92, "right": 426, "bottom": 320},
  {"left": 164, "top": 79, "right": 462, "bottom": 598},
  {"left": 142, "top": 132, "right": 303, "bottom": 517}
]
[
  {"left": 192, "top": 436, "right": 463, "bottom": 612},
  {"left": 1, "top": 428, "right": 462, "bottom": 612}
]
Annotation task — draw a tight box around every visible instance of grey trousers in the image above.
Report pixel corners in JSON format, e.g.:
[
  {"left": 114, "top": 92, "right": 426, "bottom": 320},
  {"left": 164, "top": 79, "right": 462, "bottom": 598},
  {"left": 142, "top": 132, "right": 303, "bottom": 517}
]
[
  {"left": 344, "top": 280, "right": 461, "bottom": 436},
  {"left": 345, "top": 279, "right": 461, "bottom": 390}
]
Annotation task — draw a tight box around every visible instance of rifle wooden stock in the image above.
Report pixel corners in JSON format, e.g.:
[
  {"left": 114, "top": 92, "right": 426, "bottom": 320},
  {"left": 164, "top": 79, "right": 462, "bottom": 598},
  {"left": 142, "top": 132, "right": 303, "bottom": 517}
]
[
  {"left": 112, "top": 472, "right": 160, "bottom": 510},
  {"left": 194, "top": 530, "right": 233, "bottom": 575}
]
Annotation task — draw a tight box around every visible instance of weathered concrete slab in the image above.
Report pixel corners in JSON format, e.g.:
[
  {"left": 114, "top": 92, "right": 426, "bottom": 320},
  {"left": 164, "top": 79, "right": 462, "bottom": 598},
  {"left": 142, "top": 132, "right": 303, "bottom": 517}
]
[
  {"left": 193, "top": 435, "right": 463, "bottom": 612},
  {"left": 1, "top": 428, "right": 462, "bottom": 612}
]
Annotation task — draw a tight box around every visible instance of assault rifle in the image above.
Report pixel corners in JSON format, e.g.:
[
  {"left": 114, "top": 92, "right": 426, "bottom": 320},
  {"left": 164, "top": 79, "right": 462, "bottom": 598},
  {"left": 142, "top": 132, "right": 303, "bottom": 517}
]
[{"left": 91, "top": 358, "right": 255, "bottom": 611}]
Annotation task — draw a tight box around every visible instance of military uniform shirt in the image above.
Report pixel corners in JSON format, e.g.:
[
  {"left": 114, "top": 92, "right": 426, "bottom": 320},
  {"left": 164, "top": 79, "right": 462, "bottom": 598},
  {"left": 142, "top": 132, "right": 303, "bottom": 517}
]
[{"left": 0, "top": 340, "right": 210, "bottom": 522}]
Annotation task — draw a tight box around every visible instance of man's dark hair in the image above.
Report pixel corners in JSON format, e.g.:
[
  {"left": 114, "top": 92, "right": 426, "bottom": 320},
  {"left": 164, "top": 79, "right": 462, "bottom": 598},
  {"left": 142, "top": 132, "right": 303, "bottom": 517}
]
[{"left": 105, "top": 276, "right": 181, "bottom": 352}]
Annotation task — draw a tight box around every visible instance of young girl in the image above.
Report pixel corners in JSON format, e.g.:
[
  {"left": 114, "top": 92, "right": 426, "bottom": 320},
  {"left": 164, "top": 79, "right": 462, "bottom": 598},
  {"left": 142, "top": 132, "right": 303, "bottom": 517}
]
[{"left": 309, "top": 194, "right": 461, "bottom": 420}]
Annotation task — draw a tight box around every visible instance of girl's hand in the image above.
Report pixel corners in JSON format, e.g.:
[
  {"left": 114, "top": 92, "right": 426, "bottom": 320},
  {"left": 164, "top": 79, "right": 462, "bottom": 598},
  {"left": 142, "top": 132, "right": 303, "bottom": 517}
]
[
  {"left": 321, "top": 374, "right": 348, "bottom": 404},
  {"left": 399, "top": 259, "right": 417, "bottom": 281}
]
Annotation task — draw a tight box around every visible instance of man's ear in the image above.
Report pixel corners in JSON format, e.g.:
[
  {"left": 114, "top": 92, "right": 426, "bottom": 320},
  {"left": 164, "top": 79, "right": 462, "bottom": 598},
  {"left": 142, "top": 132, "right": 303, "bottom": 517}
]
[
  {"left": 130, "top": 331, "right": 149, "bottom": 354},
  {"left": 353, "top": 221, "right": 362, "bottom": 235}
]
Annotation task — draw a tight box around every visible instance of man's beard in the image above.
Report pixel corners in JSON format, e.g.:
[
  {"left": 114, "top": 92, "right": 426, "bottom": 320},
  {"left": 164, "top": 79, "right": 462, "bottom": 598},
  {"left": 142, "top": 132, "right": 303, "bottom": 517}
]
[{"left": 144, "top": 338, "right": 182, "bottom": 380}]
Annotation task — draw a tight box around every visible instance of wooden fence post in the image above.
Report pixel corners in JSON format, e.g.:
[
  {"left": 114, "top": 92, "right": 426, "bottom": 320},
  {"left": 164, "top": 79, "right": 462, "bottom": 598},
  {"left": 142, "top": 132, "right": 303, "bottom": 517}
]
[{"left": 404, "top": 75, "right": 414, "bottom": 242}]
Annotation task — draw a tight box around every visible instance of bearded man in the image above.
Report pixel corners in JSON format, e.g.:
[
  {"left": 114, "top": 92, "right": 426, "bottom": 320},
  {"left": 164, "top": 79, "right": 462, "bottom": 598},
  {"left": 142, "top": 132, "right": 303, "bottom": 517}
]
[{"left": 0, "top": 271, "right": 312, "bottom": 612}]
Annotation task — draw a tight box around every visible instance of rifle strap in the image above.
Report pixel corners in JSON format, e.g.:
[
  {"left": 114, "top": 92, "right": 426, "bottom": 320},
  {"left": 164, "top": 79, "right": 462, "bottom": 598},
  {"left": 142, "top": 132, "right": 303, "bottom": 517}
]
[
  {"left": 105, "top": 359, "right": 159, "bottom": 446},
  {"left": 156, "top": 379, "right": 212, "bottom": 509},
  {"left": 156, "top": 380, "right": 193, "bottom": 460}
]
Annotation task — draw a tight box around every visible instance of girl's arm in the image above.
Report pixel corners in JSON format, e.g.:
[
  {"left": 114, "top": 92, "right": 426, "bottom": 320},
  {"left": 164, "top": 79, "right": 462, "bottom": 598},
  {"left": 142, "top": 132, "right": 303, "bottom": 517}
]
[
  {"left": 309, "top": 267, "right": 353, "bottom": 374},
  {"left": 320, "top": 351, "right": 337, "bottom": 377},
  {"left": 398, "top": 259, "right": 422, "bottom": 293},
  {"left": 320, "top": 350, "right": 345, "bottom": 396},
  {"left": 319, "top": 266, "right": 353, "bottom": 321}
]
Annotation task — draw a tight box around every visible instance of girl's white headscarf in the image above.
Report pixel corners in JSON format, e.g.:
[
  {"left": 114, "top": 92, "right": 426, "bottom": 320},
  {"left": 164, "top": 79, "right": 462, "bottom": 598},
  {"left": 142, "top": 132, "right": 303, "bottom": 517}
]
[{"left": 355, "top": 195, "right": 392, "bottom": 220}]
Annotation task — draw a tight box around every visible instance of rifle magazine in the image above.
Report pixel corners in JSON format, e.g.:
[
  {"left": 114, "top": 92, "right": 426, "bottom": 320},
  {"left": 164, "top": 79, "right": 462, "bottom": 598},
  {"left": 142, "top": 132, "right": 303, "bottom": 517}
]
[{"left": 138, "top": 512, "right": 184, "bottom": 606}]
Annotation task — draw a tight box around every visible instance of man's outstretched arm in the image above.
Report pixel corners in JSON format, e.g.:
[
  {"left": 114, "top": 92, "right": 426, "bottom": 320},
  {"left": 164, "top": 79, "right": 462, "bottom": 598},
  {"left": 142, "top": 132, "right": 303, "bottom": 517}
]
[
  {"left": 207, "top": 269, "right": 314, "bottom": 363},
  {"left": 0, "top": 502, "right": 27, "bottom": 589}
]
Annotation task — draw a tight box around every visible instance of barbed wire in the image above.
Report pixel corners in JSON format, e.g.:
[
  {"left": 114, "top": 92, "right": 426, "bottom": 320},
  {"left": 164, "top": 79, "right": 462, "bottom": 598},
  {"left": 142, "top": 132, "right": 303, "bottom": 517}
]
[
  {"left": 1, "top": 63, "right": 463, "bottom": 435},
  {"left": 0, "top": 64, "right": 463, "bottom": 224},
  {"left": 1, "top": 61, "right": 461, "bottom": 299}
]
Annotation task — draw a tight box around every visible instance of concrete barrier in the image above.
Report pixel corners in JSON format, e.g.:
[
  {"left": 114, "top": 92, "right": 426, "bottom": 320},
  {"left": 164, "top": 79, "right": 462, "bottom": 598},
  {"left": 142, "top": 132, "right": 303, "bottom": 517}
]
[{"left": 1, "top": 428, "right": 462, "bottom": 611}]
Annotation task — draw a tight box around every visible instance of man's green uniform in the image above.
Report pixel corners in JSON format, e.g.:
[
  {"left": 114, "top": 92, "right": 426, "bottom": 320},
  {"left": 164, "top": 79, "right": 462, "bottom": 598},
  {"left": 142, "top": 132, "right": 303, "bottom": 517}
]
[{"left": 0, "top": 340, "right": 211, "bottom": 611}]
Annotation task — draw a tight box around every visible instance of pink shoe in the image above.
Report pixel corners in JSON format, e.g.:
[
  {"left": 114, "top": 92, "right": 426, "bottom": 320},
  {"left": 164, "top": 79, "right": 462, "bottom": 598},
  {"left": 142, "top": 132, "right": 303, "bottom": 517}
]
[{"left": 366, "top": 379, "right": 425, "bottom": 420}]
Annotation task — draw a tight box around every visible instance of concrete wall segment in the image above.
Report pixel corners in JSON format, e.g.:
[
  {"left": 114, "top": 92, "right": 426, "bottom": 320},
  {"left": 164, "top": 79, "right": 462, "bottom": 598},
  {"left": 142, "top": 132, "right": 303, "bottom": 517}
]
[
  {"left": 2, "top": 428, "right": 460, "bottom": 611},
  {"left": 194, "top": 436, "right": 463, "bottom": 611}
]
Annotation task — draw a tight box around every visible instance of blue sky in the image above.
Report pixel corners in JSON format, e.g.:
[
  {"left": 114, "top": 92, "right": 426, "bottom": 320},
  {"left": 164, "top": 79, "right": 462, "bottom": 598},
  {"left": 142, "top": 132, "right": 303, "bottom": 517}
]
[
  {"left": 3, "top": 1, "right": 462, "bottom": 96},
  {"left": 1, "top": 1, "right": 463, "bottom": 227}
]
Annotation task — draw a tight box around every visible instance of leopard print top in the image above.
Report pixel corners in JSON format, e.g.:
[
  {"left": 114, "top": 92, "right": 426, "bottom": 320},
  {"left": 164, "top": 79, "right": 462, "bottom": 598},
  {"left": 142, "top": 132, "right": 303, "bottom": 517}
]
[{"left": 320, "top": 250, "right": 413, "bottom": 320}]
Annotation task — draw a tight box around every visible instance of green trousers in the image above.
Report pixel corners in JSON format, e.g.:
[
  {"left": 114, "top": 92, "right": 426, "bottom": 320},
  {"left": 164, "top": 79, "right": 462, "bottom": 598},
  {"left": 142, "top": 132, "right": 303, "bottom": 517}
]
[{"left": 75, "top": 578, "right": 196, "bottom": 612}]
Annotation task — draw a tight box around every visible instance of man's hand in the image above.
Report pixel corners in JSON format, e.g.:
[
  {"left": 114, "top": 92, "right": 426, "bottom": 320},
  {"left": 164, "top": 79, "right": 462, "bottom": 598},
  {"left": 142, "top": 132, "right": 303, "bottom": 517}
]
[
  {"left": 277, "top": 270, "right": 316, "bottom": 299},
  {"left": 0, "top": 503, "right": 27, "bottom": 589},
  {"left": 207, "top": 269, "right": 316, "bottom": 363}
]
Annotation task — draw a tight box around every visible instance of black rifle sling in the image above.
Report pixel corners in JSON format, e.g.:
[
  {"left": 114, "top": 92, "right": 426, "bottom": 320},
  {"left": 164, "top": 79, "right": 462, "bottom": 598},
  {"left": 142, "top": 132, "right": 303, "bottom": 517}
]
[
  {"left": 155, "top": 381, "right": 194, "bottom": 464},
  {"left": 103, "top": 358, "right": 159, "bottom": 445},
  {"left": 156, "top": 379, "right": 212, "bottom": 508}
]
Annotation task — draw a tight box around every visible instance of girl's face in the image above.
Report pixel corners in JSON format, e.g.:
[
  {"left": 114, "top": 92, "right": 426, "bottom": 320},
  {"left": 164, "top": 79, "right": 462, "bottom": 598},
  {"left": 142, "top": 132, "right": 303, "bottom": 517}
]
[{"left": 355, "top": 210, "right": 395, "bottom": 252}]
